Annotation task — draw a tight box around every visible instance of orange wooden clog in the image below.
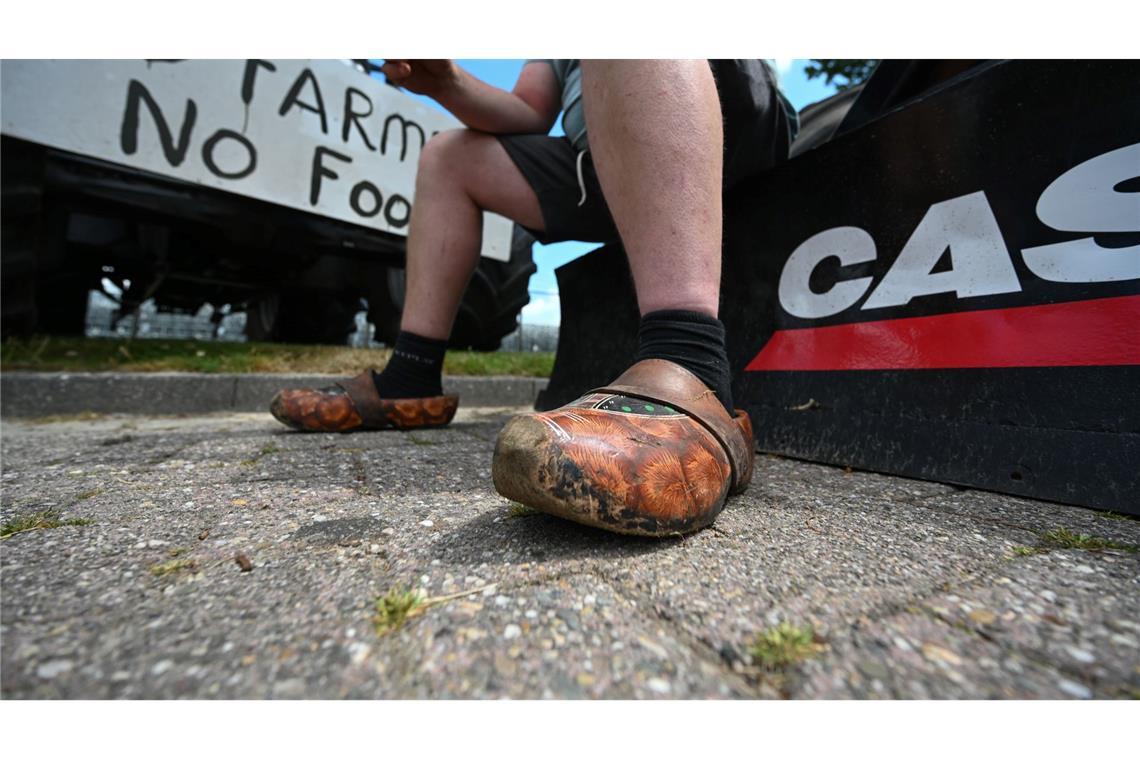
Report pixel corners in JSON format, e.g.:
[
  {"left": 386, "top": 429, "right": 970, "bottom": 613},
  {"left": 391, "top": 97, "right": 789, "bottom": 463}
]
[
  {"left": 270, "top": 371, "right": 458, "bottom": 433},
  {"left": 492, "top": 359, "right": 754, "bottom": 536}
]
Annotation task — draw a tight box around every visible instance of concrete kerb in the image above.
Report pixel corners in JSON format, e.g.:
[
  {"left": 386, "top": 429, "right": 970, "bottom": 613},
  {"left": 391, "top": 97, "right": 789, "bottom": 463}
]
[{"left": 0, "top": 372, "right": 549, "bottom": 418}]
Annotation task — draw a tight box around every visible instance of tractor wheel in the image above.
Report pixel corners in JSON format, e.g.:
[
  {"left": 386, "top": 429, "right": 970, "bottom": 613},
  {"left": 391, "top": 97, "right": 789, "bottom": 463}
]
[
  {"left": 245, "top": 291, "right": 361, "bottom": 345},
  {"left": 369, "top": 225, "right": 536, "bottom": 350}
]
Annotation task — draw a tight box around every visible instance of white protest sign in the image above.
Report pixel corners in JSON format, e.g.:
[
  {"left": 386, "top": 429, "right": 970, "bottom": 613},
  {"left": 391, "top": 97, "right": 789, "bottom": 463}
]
[{"left": 0, "top": 59, "right": 513, "bottom": 261}]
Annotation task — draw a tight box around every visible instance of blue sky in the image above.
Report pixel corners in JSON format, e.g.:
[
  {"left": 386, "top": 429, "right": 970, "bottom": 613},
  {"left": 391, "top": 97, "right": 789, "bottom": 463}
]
[{"left": 373, "top": 59, "right": 840, "bottom": 326}]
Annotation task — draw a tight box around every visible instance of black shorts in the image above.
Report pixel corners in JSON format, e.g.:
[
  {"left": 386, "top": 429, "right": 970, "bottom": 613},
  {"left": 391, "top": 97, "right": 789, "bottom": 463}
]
[{"left": 497, "top": 60, "right": 794, "bottom": 245}]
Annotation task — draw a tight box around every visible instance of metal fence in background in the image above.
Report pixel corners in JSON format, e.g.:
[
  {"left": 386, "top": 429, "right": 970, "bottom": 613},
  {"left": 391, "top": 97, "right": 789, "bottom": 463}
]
[
  {"left": 84, "top": 291, "right": 559, "bottom": 352},
  {"left": 496, "top": 323, "right": 560, "bottom": 352},
  {"left": 85, "top": 292, "right": 247, "bottom": 342}
]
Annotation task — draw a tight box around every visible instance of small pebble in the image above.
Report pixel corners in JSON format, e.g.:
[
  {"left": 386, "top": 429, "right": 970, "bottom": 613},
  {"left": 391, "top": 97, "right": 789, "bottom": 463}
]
[
  {"left": 646, "top": 678, "right": 671, "bottom": 695},
  {"left": 36, "top": 660, "right": 74, "bottom": 679},
  {"left": 1064, "top": 646, "right": 1096, "bottom": 664},
  {"left": 504, "top": 624, "right": 521, "bottom": 640},
  {"left": 1057, "top": 679, "right": 1092, "bottom": 699}
]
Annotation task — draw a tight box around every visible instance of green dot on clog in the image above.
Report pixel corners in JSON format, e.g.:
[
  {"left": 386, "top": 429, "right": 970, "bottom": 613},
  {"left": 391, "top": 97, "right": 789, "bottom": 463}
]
[
  {"left": 644, "top": 404, "right": 655, "bottom": 412},
  {"left": 621, "top": 405, "right": 633, "bottom": 413}
]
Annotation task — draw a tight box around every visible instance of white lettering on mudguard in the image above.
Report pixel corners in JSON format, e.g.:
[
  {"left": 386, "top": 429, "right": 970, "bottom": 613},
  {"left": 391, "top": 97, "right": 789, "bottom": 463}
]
[
  {"left": 862, "top": 191, "right": 1021, "bottom": 310},
  {"left": 777, "top": 226, "right": 876, "bottom": 318},
  {"left": 1022, "top": 142, "right": 1140, "bottom": 283}
]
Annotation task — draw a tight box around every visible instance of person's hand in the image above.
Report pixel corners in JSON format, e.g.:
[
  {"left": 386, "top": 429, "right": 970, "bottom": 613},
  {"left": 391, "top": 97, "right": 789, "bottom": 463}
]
[{"left": 379, "top": 59, "right": 460, "bottom": 97}]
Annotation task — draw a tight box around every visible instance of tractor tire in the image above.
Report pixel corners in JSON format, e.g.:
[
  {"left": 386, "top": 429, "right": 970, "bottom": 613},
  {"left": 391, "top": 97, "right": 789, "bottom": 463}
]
[
  {"left": 368, "top": 225, "right": 536, "bottom": 351},
  {"left": 245, "top": 291, "right": 360, "bottom": 345},
  {"left": 1, "top": 142, "right": 92, "bottom": 338},
  {"left": 1, "top": 140, "right": 45, "bottom": 338},
  {"left": 0, "top": 208, "right": 40, "bottom": 338},
  {"left": 33, "top": 269, "right": 92, "bottom": 336}
]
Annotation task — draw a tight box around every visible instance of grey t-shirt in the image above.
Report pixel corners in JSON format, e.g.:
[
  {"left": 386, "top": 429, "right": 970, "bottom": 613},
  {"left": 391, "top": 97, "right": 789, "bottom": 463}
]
[
  {"left": 528, "top": 59, "right": 798, "bottom": 152},
  {"left": 528, "top": 59, "right": 587, "bottom": 150}
]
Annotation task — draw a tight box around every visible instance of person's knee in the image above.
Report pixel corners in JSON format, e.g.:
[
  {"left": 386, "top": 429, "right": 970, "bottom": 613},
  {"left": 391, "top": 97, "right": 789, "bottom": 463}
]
[
  {"left": 416, "top": 129, "right": 482, "bottom": 191},
  {"left": 415, "top": 129, "right": 462, "bottom": 190}
]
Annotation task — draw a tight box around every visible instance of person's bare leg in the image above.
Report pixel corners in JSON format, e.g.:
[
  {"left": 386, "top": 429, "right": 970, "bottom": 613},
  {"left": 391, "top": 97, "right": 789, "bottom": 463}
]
[
  {"left": 400, "top": 129, "right": 545, "bottom": 340},
  {"left": 580, "top": 60, "right": 723, "bottom": 318},
  {"left": 269, "top": 129, "right": 544, "bottom": 429},
  {"left": 492, "top": 62, "right": 753, "bottom": 536}
]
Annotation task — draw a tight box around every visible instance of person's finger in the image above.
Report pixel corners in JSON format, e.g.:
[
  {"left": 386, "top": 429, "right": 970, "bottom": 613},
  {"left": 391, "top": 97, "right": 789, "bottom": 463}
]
[{"left": 380, "top": 60, "right": 412, "bottom": 79}]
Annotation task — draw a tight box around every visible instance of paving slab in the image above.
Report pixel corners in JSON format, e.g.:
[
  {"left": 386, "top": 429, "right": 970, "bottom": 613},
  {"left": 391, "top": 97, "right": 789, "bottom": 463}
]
[{"left": 2, "top": 409, "right": 1137, "bottom": 698}]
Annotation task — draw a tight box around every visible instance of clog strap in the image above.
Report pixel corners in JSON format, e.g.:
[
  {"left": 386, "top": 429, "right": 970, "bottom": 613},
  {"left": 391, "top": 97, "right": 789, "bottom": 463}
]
[
  {"left": 593, "top": 359, "right": 752, "bottom": 489},
  {"left": 336, "top": 370, "right": 389, "bottom": 428}
]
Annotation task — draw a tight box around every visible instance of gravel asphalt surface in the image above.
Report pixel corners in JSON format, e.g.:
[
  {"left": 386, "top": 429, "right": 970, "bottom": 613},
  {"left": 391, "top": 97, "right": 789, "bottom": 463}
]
[{"left": 2, "top": 408, "right": 1138, "bottom": 698}]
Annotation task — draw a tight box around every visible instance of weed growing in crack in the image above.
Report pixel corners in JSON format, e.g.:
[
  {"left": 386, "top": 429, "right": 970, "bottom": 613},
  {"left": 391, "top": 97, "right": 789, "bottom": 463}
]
[
  {"left": 149, "top": 558, "right": 198, "bottom": 577},
  {"left": 1040, "top": 528, "right": 1137, "bottom": 554},
  {"left": 750, "top": 622, "right": 827, "bottom": 670},
  {"left": 374, "top": 587, "right": 427, "bottom": 635},
  {"left": 373, "top": 583, "right": 497, "bottom": 637},
  {"left": 505, "top": 502, "right": 540, "bottom": 519},
  {"left": 1, "top": 510, "right": 92, "bottom": 538}
]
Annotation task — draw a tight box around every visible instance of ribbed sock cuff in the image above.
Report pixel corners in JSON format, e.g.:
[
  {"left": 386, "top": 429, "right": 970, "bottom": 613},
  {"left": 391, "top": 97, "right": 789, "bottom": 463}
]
[
  {"left": 373, "top": 330, "right": 448, "bottom": 399},
  {"left": 633, "top": 309, "right": 733, "bottom": 413}
]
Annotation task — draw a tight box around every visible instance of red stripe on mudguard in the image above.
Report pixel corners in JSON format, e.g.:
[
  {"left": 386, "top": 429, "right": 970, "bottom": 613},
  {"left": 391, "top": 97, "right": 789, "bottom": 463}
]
[{"left": 746, "top": 295, "right": 1140, "bottom": 371}]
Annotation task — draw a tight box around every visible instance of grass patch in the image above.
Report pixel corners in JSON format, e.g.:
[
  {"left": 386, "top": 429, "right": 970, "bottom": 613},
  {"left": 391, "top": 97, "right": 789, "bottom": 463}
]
[
  {"left": 1010, "top": 546, "right": 1044, "bottom": 557},
  {"left": 149, "top": 558, "right": 198, "bottom": 577},
  {"left": 750, "top": 622, "right": 826, "bottom": 670},
  {"left": 443, "top": 350, "right": 553, "bottom": 378},
  {"left": 1, "top": 336, "right": 554, "bottom": 377},
  {"left": 27, "top": 411, "right": 107, "bottom": 424},
  {"left": 1040, "top": 528, "right": 1137, "bottom": 553},
  {"left": 76, "top": 489, "right": 103, "bottom": 501},
  {"left": 1, "top": 509, "right": 92, "bottom": 538}
]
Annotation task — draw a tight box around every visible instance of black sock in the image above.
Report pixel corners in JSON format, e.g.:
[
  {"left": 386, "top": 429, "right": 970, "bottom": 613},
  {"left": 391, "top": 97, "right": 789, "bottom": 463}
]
[
  {"left": 632, "top": 309, "right": 734, "bottom": 414},
  {"left": 373, "top": 331, "right": 447, "bottom": 398}
]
